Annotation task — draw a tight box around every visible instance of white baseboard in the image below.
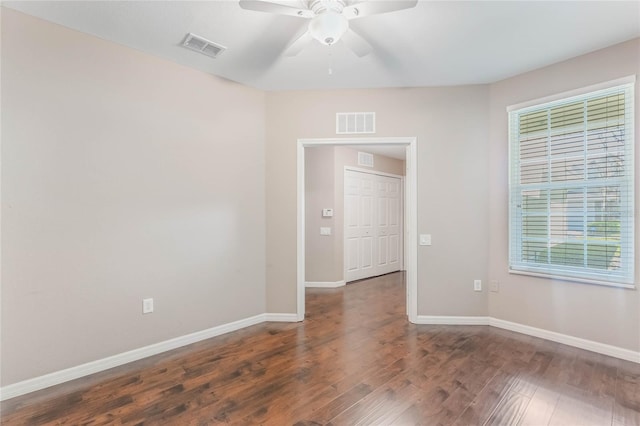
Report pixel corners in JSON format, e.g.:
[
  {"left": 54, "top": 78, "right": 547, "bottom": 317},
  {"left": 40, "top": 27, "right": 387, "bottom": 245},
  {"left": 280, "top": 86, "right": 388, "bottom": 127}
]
[
  {"left": 413, "top": 315, "right": 489, "bottom": 325},
  {"left": 305, "top": 280, "right": 346, "bottom": 288},
  {"left": 0, "top": 312, "right": 299, "bottom": 401},
  {"left": 488, "top": 318, "right": 640, "bottom": 364},
  {"left": 412, "top": 315, "right": 639, "bottom": 364},
  {"left": 264, "top": 313, "right": 300, "bottom": 322}
]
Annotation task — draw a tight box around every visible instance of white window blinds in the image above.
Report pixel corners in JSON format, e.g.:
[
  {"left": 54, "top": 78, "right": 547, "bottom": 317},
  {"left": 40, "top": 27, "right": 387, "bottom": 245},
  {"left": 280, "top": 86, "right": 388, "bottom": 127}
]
[{"left": 509, "top": 81, "right": 635, "bottom": 287}]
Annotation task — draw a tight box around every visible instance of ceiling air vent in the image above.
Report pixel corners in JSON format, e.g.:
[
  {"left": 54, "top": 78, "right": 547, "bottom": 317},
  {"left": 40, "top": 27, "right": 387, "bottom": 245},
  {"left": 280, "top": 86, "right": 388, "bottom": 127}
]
[
  {"left": 182, "top": 33, "right": 226, "bottom": 59},
  {"left": 336, "top": 112, "right": 376, "bottom": 134}
]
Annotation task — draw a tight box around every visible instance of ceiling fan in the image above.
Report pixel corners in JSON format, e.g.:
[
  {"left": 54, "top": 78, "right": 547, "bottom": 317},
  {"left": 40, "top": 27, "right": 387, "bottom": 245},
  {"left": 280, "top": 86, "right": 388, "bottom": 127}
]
[{"left": 239, "top": 0, "right": 418, "bottom": 57}]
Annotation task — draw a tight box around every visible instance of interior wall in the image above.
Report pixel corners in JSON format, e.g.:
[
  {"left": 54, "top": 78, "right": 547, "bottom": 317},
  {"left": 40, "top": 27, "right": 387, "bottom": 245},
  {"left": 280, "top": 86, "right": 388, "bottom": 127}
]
[
  {"left": 305, "top": 146, "right": 338, "bottom": 282},
  {"left": 305, "top": 146, "right": 405, "bottom": 283},
  {"left": 266, "top": 86, "right": 491, "bottom": 317},
  {"left": 1, "top": 9, "right": 267, "bottom": 385},
  {"left": 488, "top": 38, "right": 640, "bottom": 351}
]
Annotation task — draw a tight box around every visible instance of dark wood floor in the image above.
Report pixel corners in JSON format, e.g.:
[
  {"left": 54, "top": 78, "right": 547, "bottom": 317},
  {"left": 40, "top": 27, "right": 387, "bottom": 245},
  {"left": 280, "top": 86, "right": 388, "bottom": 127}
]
[{"left": 2, "top": 272, "right": 639, "bottom": 425}]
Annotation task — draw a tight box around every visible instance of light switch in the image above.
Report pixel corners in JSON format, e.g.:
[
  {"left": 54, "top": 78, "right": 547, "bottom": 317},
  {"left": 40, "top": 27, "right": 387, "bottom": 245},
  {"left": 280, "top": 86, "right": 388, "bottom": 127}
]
[
  {"left": 320, "top": 227, "right": 332, "bottom": 236},
  {"left": 322, "top": 208, "right": 334, "bottom": 217},
  {"left": 419, "top": 234, "right": 432, "bottom": 246}
]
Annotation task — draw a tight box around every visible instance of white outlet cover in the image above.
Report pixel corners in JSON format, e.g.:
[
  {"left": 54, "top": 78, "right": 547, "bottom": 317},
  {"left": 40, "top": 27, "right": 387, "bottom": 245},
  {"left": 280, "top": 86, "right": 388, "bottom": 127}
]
[{"left": 142, "top": 298, "right": 154, "bottom": 314}]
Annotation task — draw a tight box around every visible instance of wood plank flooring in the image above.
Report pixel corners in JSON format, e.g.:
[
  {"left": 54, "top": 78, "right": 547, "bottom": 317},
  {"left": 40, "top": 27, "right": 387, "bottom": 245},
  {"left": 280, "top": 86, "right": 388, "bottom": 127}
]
[{"left": 1, "top": 272, "right": 639, "bottom": 425}]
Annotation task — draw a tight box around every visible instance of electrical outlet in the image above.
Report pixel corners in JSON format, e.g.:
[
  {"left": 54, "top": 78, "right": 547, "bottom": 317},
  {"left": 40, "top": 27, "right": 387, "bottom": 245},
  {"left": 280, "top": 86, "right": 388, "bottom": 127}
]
[
  {"left": 142, "top": 298, "right": 154, "bottom": 314},
  {"left": 474, "top": 280, "right": 482, "bottom": 291},
  {"left": 490, "top": 280, "right": 500, "bottom": 293}
]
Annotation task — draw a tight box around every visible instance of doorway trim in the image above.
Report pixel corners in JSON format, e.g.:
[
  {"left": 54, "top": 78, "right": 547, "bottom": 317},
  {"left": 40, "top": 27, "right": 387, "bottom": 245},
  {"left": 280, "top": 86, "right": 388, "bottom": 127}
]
[{"left": 297, "top": 137, "right": 418, "bottom": 322}]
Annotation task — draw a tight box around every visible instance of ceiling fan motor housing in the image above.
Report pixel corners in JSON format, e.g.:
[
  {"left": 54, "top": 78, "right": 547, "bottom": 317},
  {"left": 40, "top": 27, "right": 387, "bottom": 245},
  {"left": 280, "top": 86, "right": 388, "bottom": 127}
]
[{"left": 309, "top": 10, "right": 348, "bottom": 45}]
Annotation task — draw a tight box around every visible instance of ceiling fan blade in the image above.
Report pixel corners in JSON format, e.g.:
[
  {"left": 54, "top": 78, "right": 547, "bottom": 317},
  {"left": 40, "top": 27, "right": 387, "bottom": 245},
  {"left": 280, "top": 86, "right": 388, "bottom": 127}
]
[
  {"left": 343, "top": 0, "right": 418, "bottom": 19},
  {"left": 239, "top": 0, "right": 314, "bottom": 18},
  {"left": 284, "top": 30, "right": 313, "bottom": 56},
  {"left": 341, "top": 28, "right": 373, "bottom": 57}
]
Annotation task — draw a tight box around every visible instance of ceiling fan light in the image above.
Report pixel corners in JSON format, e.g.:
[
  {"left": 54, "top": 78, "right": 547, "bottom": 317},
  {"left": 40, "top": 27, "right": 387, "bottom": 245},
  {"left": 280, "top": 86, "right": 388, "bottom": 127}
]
[{"left": 309, "top": 11, "right": 348, "bottom": 45}]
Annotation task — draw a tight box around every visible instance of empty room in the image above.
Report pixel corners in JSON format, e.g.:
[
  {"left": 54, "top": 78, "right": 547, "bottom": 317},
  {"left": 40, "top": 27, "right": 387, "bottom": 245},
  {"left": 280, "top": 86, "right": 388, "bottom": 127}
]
[{"left": 1, "top": 1, "right": 639, "bottom": 424}]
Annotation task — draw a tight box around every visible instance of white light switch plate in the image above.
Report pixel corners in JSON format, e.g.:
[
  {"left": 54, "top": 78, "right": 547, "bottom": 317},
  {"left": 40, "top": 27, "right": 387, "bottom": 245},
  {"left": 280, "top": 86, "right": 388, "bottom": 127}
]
[
  {"left": 320, "top": 227, "right": 332, "bottom": 236},
  {"left": 419, "top": 234, "right": 431, "bottom": 246}
]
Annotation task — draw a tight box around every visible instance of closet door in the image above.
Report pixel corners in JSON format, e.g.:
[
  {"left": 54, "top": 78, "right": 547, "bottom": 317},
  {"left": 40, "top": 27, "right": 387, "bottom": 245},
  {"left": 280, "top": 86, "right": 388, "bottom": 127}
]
[
  {"left": 376, "top": 176, "right": 402, "bottom": 275},
  {"left": 345, "top": 170, "right": 403, "bottom": 282},
  {"left": 345, "top": 170, "right": 375, "bottom": 282}
]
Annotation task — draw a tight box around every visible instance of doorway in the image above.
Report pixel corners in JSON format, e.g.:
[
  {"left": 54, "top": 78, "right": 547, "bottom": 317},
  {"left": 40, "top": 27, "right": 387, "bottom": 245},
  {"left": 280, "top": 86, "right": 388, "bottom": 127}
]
[{"left": 297, "top": 137, "right": 417, "bottom": 322}]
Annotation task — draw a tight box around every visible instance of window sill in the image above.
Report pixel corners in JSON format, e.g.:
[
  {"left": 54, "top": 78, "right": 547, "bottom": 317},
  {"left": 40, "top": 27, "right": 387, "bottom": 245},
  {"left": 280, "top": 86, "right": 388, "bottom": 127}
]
[{"left": 508, "top": 268, "right": 636, "bottom": 290}]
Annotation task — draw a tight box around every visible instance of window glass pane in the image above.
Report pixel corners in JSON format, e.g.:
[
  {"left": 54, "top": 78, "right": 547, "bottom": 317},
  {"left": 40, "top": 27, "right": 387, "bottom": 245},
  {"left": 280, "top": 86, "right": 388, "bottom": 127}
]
[
  {"left": 523, "top": 241, "right": 548, "bottom": 263},
  {"left": 550, "top": 131, "right": 583, "bottom": 157},
  {"left": 520, "top": 110, "right": 548, "bottom": 135},
  {"left": 520, "top": 135, "right": 547, "bottom": 161},
  {"left": 521, "top": 161, "right": 548, "bottom": 184},
  {"left": 550, "top": 101, "right": 584, "bottom": 132},
  {"left": 550, "top": 157, "right": 584, "bottom": 182}
]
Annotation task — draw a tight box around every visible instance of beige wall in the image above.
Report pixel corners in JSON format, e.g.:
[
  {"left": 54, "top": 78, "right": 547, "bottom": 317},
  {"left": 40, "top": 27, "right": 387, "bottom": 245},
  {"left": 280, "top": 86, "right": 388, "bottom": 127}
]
[
  {"left": 305, "top": 146, "right": 338, "bottom": 282},
  {"left": 488, "top": 38, "right": 640, "bottom": 352},
  {"left": 305, "top": 146, "right": 405, "bottom": 283},
  {"left": 266, "top": 86, "right": 491, "bottom": 316},
  {"left": 1, "top": 9, "right": 266, "bottom": 385}
]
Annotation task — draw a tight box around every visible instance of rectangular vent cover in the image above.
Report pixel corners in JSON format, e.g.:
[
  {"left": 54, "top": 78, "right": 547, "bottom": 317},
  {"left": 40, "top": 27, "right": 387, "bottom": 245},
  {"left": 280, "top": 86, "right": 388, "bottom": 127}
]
[
  {"left": 336, "top": 112, "right": 376, "bottom": 134},
  {"left": 358, "top": 152, "right": 374, "bottom": 167},
  {"left": 182, "top": 33, "right": 226, "bottom": 59}
]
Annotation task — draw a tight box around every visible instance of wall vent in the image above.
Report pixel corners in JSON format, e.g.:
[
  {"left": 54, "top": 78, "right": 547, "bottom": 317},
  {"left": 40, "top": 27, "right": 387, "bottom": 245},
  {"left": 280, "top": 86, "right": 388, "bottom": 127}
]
[
  {"left": 358, "top": 152, "right": 374, "bottom": 167},
  {"left": 336, "top": 112, "right": 376, "bottom": 134},
  {"left": 182, "top": 33, "right": 226, "bottom": 59}
]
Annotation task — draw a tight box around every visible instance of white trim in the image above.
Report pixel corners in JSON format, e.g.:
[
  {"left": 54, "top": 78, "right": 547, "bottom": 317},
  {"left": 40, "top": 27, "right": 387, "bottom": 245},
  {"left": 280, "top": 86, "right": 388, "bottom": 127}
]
[
  {"left": 305, "top": 281, "right": 346, "bottom": 288},
  {"left": 411, "top": 315, "right": 639, "bottom": 363},
  {"left": 0, "top": 314, "right": 267, "bottom": 401},
  {"left": 264, "top": 313, "right": 300, "bottom": 322},
  {"left": 297, "top": 141, "right": 306, "bottom": 322},
  {"left": 489, "top": 318, "right": 640, "bottom": 364},
  {"left": 507, "top": 75, "right": 636, "bottom": 112},
  {"left": 297, "top": 137, "right": 418, "bottom": 323},
  {"left": 414, "top": 315, "right": 490, "bottom": 325},
  {"left": 509, "top": 269, "right": 636, "bottom": 290},
  {"left": 405, "top": 143, "right": 418, "bottom": 322},
  {"left": 344, "top": 166, "right": 404, "bottom": 180}
]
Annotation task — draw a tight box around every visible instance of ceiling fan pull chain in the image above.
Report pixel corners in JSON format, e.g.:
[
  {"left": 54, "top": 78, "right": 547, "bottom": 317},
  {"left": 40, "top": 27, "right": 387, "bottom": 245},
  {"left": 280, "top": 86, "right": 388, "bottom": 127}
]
[{"left": 328, "top": 45, "right": 334, "bottom": 75}]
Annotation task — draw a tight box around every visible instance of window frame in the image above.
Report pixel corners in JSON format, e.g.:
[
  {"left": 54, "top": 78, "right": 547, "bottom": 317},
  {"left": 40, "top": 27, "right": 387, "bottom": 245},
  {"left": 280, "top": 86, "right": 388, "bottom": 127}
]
[{"left": 508, "top": 76, "right": 636, "bottom": 289}]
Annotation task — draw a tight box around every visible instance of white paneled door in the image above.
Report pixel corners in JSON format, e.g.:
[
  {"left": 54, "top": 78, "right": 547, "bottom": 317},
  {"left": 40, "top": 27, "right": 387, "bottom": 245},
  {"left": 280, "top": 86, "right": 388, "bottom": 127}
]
[{"left": 345, "top": 170, "right": 403, "bottom": 282}]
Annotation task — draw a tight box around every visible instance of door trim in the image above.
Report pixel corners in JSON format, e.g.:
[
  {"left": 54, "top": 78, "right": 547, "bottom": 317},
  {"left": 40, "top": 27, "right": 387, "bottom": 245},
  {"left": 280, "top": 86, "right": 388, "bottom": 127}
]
[{"left": 297, "top": 137, "right": 418, "bottom": 322}]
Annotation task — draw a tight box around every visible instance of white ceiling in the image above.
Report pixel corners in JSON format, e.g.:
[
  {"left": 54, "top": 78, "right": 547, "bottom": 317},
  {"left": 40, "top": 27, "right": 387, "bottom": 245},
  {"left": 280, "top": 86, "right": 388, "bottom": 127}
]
[{"left": 4, "top": 1, "right": 639, "bottom": 91}]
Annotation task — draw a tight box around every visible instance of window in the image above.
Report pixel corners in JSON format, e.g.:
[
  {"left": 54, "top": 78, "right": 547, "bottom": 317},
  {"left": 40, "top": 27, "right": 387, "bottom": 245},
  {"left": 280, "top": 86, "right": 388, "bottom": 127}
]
[{"left": 509, "top": 79, "right": 635, "bottom": 287}]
